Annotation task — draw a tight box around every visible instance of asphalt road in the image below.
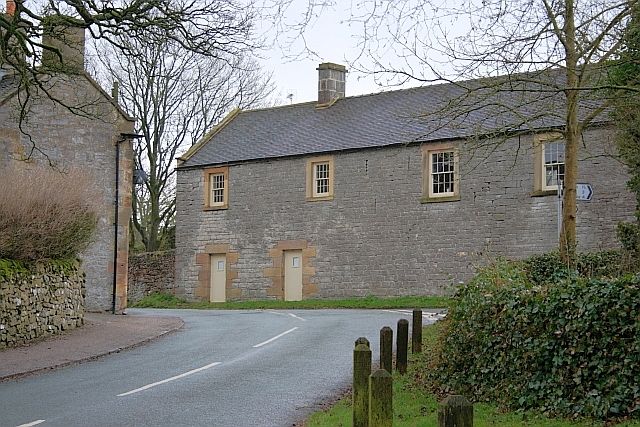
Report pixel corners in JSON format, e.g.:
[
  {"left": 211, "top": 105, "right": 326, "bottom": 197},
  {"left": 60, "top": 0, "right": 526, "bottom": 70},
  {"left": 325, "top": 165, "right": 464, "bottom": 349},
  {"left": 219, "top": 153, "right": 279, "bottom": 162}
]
[{"left": 0, "top": 308, "right": 444, "bottom": 427}]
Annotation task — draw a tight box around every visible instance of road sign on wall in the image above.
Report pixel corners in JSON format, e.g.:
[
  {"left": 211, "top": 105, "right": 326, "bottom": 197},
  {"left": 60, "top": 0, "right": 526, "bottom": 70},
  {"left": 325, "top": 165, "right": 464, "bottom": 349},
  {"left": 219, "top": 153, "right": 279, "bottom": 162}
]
[{"left": 576, "top": 183, "right": 593, "bottom": 201}]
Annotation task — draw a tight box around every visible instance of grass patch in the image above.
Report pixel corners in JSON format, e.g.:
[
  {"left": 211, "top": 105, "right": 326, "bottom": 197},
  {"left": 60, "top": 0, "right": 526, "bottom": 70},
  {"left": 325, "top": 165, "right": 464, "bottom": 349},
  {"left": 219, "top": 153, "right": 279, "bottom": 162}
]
[
  {"left": 132, "top": 292, "right": 451, "bottom": 310},
  {"left": 306, "top": 323, "right": 640, "bottom": 427}
]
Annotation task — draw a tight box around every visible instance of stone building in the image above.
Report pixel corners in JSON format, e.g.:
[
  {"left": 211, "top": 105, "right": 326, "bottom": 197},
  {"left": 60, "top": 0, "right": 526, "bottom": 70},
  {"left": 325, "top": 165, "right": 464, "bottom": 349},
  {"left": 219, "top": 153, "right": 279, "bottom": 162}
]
[
  {"left": 175, "top": 63, "right": 634, "bottom": 302},
  {"left": 0, "top": 17, "right": 135, "bottom": 312}
]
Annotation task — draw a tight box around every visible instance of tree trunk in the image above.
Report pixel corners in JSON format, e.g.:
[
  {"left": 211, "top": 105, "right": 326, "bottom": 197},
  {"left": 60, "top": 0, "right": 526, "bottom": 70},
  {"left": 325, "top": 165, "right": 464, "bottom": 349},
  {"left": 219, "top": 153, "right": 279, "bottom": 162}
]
[{"left": 561, "top": 0, "right": 579, "bottom": 265}]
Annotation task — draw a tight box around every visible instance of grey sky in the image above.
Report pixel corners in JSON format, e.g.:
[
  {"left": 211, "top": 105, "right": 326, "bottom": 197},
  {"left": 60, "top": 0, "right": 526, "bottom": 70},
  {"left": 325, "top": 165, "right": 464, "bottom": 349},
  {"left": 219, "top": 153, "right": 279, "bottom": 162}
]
[{"left": 257, "top": 1, "right": 420, "bottom": 105}]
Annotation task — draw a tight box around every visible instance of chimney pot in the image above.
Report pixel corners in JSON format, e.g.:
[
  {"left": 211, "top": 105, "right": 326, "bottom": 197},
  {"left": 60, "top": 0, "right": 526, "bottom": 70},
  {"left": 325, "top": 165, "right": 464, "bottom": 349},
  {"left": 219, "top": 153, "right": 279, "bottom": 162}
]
[
  {"left": 317, "top": 62, "right": 346, "bottom": 105},
  {"left": 6, "top": 0, "right": 15, "bottom": 16}
]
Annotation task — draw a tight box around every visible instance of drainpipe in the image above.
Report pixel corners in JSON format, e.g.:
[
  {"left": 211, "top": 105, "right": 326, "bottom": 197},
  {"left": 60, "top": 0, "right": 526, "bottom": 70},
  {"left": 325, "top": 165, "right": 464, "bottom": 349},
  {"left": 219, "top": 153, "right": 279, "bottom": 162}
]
[
  {"left": 112, "top": 82, "right": 121, "bottom": 315},
  {"left": 111, "top": 82, "right": 143, "bottom": 314},
  {"left": 112, "top": 132, "right": 142, "bottom": 314},
  {"left": 112, "top": 136, "right": 121, "bottom": 314}
]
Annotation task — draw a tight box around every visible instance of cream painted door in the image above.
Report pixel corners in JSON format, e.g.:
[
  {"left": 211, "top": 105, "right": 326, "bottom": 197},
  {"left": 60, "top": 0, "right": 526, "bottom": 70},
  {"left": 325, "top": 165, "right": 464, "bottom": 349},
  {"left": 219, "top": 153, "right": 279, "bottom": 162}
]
[
  {"left": 284, "top": 250, "right": 303, "bottom": 301},
  {"left": 210, "top": 254, "right": 226, "bottom": 302}
]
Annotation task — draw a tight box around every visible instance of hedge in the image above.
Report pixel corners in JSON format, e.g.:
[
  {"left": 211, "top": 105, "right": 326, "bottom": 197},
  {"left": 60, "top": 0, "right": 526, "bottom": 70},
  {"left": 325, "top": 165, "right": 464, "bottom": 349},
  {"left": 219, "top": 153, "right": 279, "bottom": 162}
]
[{"left": 430, "top": 257, "right": 640, "bottom": 420}]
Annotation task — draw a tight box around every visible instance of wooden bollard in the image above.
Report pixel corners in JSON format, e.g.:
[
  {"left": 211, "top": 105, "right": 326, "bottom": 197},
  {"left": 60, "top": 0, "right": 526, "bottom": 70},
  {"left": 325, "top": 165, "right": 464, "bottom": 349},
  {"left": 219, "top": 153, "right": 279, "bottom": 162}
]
[
  {"left": 369, "top": 369, "right": 393, "bottom": 427},
  {"left": 355, "top": 336, "right": 371, "bottom": 348},
  {"left": 438, "top": 395, "right": 473, "bottom": 427},
  {"left": 412, "top": 309, "right": 422, "bottom": 353},
  {"left": 380, "top": 327, "right": 393, "bottom": 374},
  {"left": 353, "top": 343, "right": 372, "bottom": 427},
  {"left": 396, "top": 318, "right": 409, "bottom": 374}
]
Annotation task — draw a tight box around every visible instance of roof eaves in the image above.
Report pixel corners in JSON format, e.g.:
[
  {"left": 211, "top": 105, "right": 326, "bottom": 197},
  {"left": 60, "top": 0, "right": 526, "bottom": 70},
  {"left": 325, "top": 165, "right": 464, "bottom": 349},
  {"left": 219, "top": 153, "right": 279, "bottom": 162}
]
[
  {"left": 0, "top": 72, "right": 21, "bottom": 107},
  {"left": 81, "top": 72, "right": 135, "bottom": 122},
  {"left": 177, "top": 107, "right": 242, "bottom": 167},
  {"left": 0, "top": 87, "right": 19, "bottom": 107},
  {"left": 0, "top": 72, "right": 136, "bottom": 123}
]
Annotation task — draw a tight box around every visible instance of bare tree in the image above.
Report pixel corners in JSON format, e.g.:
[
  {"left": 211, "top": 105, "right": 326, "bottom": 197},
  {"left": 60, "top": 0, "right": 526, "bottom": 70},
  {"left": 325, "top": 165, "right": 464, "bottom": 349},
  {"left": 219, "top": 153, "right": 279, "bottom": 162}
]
[
  {"left": 0, "top": 0, "right": 258, "bottom": 157},
  {"left": 279, "top": 0, "right": 637, "bottom": 262},
  {"left": 1, "top": 0, "right": 256, "bottom": 67},
  {"left": 94, "top": 37, "right": 273, "bottom": 252}
]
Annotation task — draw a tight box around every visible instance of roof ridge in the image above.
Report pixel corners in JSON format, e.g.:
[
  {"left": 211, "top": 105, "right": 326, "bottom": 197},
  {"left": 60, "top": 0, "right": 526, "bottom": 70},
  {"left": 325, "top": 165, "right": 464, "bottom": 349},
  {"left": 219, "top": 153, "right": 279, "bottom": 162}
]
[
  {"left": 179, "top": 66, "right": 608, "bottom": 169},
  {"left": 239, "top": 67, "right": 567, "bottom": 114}
]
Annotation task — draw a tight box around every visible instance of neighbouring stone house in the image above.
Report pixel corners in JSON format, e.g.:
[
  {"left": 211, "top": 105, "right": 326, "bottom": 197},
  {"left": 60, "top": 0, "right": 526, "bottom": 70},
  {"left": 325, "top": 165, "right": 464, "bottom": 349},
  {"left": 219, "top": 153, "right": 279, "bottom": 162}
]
[
  {"left": 175, "top": 63, "right": 634, "bottom": 302},
  {"left": 0, "top": 14, "right": 135, "bottom": 312}
]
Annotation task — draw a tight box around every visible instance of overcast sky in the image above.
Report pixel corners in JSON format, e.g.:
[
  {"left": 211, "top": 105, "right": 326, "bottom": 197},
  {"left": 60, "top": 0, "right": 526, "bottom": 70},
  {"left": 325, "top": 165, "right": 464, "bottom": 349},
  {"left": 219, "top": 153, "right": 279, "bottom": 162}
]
[{"left": 257, "top": 2, "right": 420, "bottom": 105}]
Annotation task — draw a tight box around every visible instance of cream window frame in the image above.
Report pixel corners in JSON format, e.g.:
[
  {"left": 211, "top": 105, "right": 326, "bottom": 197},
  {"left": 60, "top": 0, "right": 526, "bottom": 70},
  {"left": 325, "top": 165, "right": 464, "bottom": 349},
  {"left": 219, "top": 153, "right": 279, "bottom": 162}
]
[
  {"left": 421, "top": 144, "right": 460, "bottom": 203},
  {"left": 313, "top": 162, "right": 330, "bottom": 197},
  {"left": 203, "top": 166, "right": 229, "bottom": 210},
  {"left": 306, "top": 156, "right": 334, "bottom": 201},
  {"left": 533, "top": 133, "right": 565, "bottom": 195}
]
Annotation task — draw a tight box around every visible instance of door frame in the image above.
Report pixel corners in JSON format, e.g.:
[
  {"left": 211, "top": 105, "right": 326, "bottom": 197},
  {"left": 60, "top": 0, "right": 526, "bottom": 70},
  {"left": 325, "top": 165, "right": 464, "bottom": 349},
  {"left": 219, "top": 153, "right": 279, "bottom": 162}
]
[
  {"left": 264, "top": 240, "right": 318, "bottom": 300},
  {"left": 194, "top": 243, "right": 240, "bottom": 301}
]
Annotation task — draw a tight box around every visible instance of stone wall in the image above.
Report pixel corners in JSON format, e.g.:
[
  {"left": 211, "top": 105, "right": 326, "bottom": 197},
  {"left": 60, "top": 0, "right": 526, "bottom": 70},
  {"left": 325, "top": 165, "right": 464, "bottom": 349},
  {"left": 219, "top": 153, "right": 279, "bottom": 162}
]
[
  {"left": 128, "top": 251, "right": 175, "bottom": 303},
  {"left": 175, "top": 125, "right": 636, "bottom": 300},
  {"left": 0, "top": 260, "right": 85, "bottom": 348}
]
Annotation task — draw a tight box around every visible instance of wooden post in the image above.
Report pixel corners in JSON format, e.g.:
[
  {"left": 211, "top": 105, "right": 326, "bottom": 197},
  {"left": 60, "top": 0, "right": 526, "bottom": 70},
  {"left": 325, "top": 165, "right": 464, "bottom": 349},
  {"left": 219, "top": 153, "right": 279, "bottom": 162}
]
[
  {"left": 438, "top": 395, "right": 473, "bottom": 427},
  {"left": 353, "top": 343, "right": 372, "bottom": 427},
  {"left": 412, "top": 309, "right": 422, "bottom": 354},
  {"left": 380, "top": 326, "right": 393, "bottom": 374},
  {"left": 355, "top": 336, "right": 370, "bottom": 348},
  {"left": 369, "top": 369, "right": 393, "bottom": 427},
  {"left": 396, "top": 318, "right": 408, "bottom": 374}
]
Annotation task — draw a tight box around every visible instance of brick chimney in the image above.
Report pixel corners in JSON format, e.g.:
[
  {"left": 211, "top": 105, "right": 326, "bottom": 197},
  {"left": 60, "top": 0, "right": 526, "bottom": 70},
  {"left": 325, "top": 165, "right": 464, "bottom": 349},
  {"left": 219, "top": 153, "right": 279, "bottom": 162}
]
[
  {"left": 1, "top": 0, "right": 29, "bottom": 70},
  {"left": 6, "top": 0, "right": 15, "bottom": 16},
  {"left": 317, "top": 62, "right": 346, "bottom": 105},
  {"left": 41, "top": 16, "right": 85, "bottom": 74}
]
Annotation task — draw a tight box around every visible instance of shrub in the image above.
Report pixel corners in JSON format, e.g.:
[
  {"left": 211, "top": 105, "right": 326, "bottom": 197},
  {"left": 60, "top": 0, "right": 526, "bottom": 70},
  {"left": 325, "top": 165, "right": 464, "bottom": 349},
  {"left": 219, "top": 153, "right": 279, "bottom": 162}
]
[
  {"left": 430, "top": 258, "right": 640, "bottom": 420},
  {"left": 0, "top": 167, "right": 98, "bottom": 261},
  {"left": 523, "top": 250, "right": 636, "bottom": 285},
  {"left": 618, "top": 222, "right": 640, "bottom": 255}
]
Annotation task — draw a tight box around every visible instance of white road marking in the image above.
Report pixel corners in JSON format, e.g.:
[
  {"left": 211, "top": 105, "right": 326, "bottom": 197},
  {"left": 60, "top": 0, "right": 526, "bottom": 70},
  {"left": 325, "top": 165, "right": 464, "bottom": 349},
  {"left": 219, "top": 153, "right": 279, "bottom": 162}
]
[
  {"left": 382, "top": 309, "right": 411, "bottom": 315},
  {"left": 288, "top": 313, "right": 306, "bottom": 321},
  {"left": 117, "top": 362, "right": 221, "bottom": 397},
  {"left": 253, "top": 327, "right": 299, "bottom": 348},
  {"left": 264, "top": 310, "right": 306, "bottom": 321},
  {"left": 382, "top": 309, "right": 447, "bottom": 320},
  {"left": 264, "top": 310, "right": 290, "bottom": 317},
  {"left": 16, "top": 420, "right": 45, "bottom": 427}
]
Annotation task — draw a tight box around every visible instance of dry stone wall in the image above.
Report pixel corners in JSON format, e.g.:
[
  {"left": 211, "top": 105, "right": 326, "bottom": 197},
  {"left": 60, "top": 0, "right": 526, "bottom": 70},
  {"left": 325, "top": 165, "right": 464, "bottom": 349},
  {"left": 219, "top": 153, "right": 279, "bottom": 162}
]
[
  {"left": 0, "top": 260, "right": 85, "bottom": 348},
  {"left": 128, "top": 251, "right": 175, "bottom": 303}
]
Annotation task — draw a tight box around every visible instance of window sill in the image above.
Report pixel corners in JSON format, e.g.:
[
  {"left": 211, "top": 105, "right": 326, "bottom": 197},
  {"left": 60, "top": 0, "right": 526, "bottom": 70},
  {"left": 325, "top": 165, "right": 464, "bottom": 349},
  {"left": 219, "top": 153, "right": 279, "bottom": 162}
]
[
  {"left": 421, "top": 194, "right": 461, "bottom": 204},
  {"left": 306, "top": 195, "right": 334, "bottom": 202},
  {"left": 531, "top": 189, "right": 558, "bottom": 197},
  {"left": 204, "top": 205, "right": 229, "bottom": 211}
]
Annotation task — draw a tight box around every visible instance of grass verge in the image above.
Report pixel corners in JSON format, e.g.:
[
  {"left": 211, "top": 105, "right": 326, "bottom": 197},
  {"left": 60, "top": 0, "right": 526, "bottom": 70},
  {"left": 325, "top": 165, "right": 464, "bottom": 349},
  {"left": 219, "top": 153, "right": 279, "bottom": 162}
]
[
  {"left": 132, "top": 292, "right": 451, "bottom": 310},
  {"left": 306, "top": 323, "right": 640, "bottom": 427}
]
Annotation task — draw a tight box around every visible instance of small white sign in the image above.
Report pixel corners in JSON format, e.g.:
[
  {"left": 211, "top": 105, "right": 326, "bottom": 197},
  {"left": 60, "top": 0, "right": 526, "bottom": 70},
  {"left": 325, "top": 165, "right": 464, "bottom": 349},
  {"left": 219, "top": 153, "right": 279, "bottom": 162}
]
[
  {"left": 577, "top": 183, "right": 593, "bottom": 201},
  {"left": 292, "top": 257, "right": 300, "bottom": 268}
]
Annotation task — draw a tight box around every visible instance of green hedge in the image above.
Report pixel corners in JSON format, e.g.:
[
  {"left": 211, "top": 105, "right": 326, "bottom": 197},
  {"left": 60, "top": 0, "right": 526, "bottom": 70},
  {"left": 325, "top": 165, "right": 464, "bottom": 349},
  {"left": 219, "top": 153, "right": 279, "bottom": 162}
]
[
  {"left": 430, "top": 258, "right": 640, "bottom": 420},
  {"left": 522, "top": 250, "right": 636, "bottom": 285}
]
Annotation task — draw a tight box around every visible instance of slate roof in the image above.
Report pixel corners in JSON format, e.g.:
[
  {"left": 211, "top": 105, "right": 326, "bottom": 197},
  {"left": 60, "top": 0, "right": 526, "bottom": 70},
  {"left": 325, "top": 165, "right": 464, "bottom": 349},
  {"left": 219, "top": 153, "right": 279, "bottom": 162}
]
[{"left": 179, "top": 70, "right": 609, "bottom": 169}]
